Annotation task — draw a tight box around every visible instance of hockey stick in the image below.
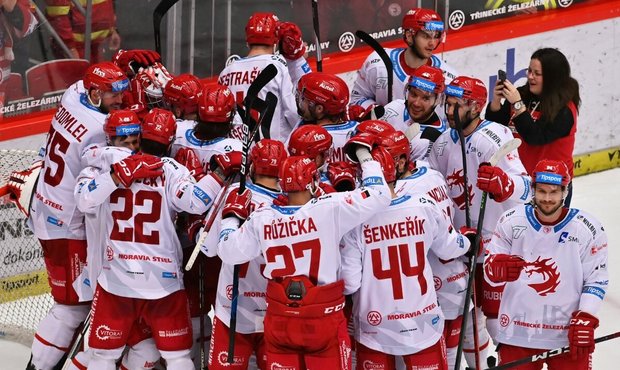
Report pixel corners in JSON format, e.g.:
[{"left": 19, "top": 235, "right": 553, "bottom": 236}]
[
  {"left": 355, "top": 30, "right": 393, "bottom": 102},
  {"left": 452, "top": 102, "right": 480, "bottom": 370},
  {"left": 153, "top": 0, "right": 182, "bottom": 54},
  {"left": 229, "top": 83, "right": 278, "bottom": 365},
  {"left": 454, "top": 138, "right": 522, "bottom": 370},
  {"left": 184, "top": 64, "right": 279, "bottom": 272},
  {"left": 489, "top": 331, "right": 620, "bottom": 369},
  {"left": 60, "top": 311, "right": 91, "bottom": 370},
  {"left": 311, "top": 0, "right": 322, "bottom": 71}
]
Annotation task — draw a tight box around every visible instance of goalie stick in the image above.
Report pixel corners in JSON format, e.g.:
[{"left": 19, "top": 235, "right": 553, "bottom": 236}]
[
  {"left": 489, "top": 331, "right": 620, "bottom": 369},
  {"left": 454, "top": 138, "right": 522, "bottom": 370},
  {"left": 153, "top": 0, "right": 182, "bottom": 54},
  {"left": 311, "top": 0, "right": 322, "bottom": 71},
  {"left": 184, "top": 64, "right": 278, "bottom": 272},
  {"left": 355, "top": 30, "right": 393, "bottom": 102}
]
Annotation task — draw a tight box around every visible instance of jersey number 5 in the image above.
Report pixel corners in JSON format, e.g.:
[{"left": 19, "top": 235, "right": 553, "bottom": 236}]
[
  {"left": 265, "top": 239, "right": 321, "bottom": 284},
  {"left": 371, "top": 241, "right": 427, "bottom": 300},
  {"left": 43, "top": 127, "right": 70, "bottom": 187},
  {"left": 109, "top": 189, "right": 162, "bottom": 244}
]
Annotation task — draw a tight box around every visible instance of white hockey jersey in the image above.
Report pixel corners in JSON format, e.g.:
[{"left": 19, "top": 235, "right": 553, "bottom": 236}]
[
  {"left": 429, "top": 120, "right": 532, "bottom": 242},
  {"left": 170, "top": 119, "right": 243, "bottom": 168},
  {"left": 217, "top": 161, "right": 391, "bottom": 286},
  {"left": 485, "top": 205, "right": 609, "bottom": 350},
  {"left": 77, "top": 157, "right": 224, "bottom": 299},
  {"left": 350, "top": 48, "right": 458, "bottom": 108},
  {"left": 341, "top": 192, "right": 470, "bottom": 355},
  {"left": 207, "top": 182, "right": 280, "bottom": 334},
  {"left": 218, "top": 54, "right": 303, "bottom": 142},
  {"left": 30, "top": 81, "right": 107, "bottom": 240},
  {"left": 73, "top": 146, "right": 133, "bottom": 301},
  {"left": 396, "top": 166, "right": 468, "bottom": 320},
  {"left": 381, "top": 98, "right": 448, "bottom": 162}
]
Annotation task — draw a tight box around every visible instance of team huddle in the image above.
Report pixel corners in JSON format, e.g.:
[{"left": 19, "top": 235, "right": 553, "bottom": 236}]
[{"left": 7, "top": 7, "right": 608, "bottom": 370}]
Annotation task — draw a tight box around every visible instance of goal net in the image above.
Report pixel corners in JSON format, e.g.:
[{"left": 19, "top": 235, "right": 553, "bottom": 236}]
[{"left": 0, "top": 149, "right": 52, "bottom": 347}]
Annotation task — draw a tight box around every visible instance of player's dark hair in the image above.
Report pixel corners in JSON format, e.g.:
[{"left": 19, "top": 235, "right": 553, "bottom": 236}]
[
  {"left": 140, "top": 139, "right": 168, "bottom": 157},
  {"left": 194, "top": 121, "right": 231, "bottom": 142},
  {"left": 518, "top": 48, "right": 581, "bottom": 122}
]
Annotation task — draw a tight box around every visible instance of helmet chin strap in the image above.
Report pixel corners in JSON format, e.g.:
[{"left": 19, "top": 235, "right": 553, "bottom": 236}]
[{"left": 88, "top": 90, "right": 102, "bottom": 108}]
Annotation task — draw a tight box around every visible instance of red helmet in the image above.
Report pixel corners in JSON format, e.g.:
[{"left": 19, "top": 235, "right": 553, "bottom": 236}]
[
  {"left": 445, "top": 76, "right": 488, "bottom": 107},
  {"left": 371, "top": 146, "right": 396, "bottom": 183},
  {"left": 355, "top": 119, "right": 395, "bottom": 136},
  {"left": 378, "top": 130, "right": 410, "bottom": 160},
  {"left": 532, "top": 159, "right": 571, "bottom": 187},
  {"left": 288, "top": 125, "right": 333, "bottom": 158},
  {"left": 245, "top": 12, "right": 279, "bottom": 45},
  {"left": 250, "top": 139, "right": 288, "bottom": 177},
  {"left": 141, "top": 108, "right": 177, "bottom": 145},
  {"left": 297, "top": 72, "right": 349, "bottom": 116},
  {"left": 407, "top": 65, "right": 445, "bottom": 95},
  {"left": 163, "top": 74, "right": 203, "bottom": 116},
  {"left": 402, "top": 8, "right": 444, "bottom": 34},
  {"left": 104, "top": 110, "right": 141, "bottom": 140},
  {"left": 279, "top": 156, "right": 318, "bottom": 193},
  {"left": 198, "top": 84, "right": 236, "bottom": 123},
  {"left": 83, "top": 62, "right": 129, "bottom": 92}
]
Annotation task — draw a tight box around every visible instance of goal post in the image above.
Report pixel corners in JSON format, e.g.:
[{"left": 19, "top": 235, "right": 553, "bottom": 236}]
[{"left": 0, "top": 149, "right": 52, "bottom": 347}]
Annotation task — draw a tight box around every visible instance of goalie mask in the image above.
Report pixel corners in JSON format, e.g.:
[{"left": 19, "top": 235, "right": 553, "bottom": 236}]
[{"left": 133, "top": 62, "right": 173, "bottom": 109}]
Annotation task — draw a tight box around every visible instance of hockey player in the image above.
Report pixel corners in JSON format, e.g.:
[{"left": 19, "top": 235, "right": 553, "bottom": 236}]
[
  {"left": 293, "top": 72, "right": 359, "bottom": 163},
  {"left": 218, "top": 12, "right": 307, "bottom": 142},
  {"left": 163, "top": 73, "right": 204, "bottom": 121},
  {"left": 287, "top": 124, "right": 332, "bottom": 177},
  {"left": 350, "top": 8, "right": 458, "bottom": 109},
  {"left": 171, "top": 84, "right": 242, "bottom": 165},
  {"left": 215, "top": 136, "right": 392, "bottom": 369},
  {"left": 484, "top": 159, "right": 608, "bottom": 369},
  {"left": 380, "top": 129, "right": 471, "bottom": 368},
  {"left": 429, "top": 76, "right": 532, "bottom": 366},
  {"left": 80, "top": 108, "right": 235, "bottom": 370},
  {"left": 341, "top": 143, "right": 472, "bottom": 370},
  {"left": 27, "top": 62, "right": 129, "bottom": 370},
  {"left": 169, "top": 83, "right": 244, "bottom": 367},
  {"left": 199, "top": 139, "right": 288, "bottom": 369},
  {"left": 71, "top": 110, "right": 161, "bottom": 370},
  {"left": 381, "top": 65, "right": 447, "bottom": 162}
]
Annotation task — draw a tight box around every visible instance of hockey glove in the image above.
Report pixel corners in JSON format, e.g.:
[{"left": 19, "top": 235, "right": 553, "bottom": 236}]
[
  {"left": 569, "top": 310, "right": 599, "bottom": 360},
  {"left": 222, "top": 188, "right": 252, "bottom": 221},
  {"left": 484, "top": 254, "right": 526, "bottom": 283},
  {"left": 318, "top": 182, "right": 337, "bottom": 195},
  {"left": 273, "top": 194, "right": 289, "bottom": 206},
  {"left": 111, "top": 154, "right": 163, "bottom": 188},
  {"left": 7, "top": 160, "right": 43, "bottom": 217},
  {"left": 459, "top": 226, "right": 482, "bottom": 259},
  {"left": 174, "top": 147, "right": 204, "bottom": 181},
  {"left": 346, "top": 104, "right": 384, "bottom": 122},
  {"left": 344, "top": 132, "right": 378, "bottom": 163},
  {"left": 209, "top": 151, "right": 243, "bottom": 180},
  {"left": 327, "top": 161, "right": 357, "bottom": 192},
  {"left": 278, "top": 22, "right": 306, "bottom": 60},
  {"left": 113, "top": 49, "right": 161, "bottom": 75},
  {"left": 477, "top": 163, "right": 514, "bottom": 202}
]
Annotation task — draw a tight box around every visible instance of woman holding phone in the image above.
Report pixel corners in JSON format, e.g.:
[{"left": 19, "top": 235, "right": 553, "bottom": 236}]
[{"left": 486, "top": 47, "right": 580, "bottom": 205}]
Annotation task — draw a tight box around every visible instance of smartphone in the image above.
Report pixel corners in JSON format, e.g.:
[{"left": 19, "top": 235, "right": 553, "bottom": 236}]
[{"left": 498, "top": 69, "right": 507, "bottom": 83}]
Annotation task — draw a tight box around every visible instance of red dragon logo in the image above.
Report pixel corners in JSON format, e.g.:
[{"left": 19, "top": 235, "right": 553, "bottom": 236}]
[
  {"left": 446, "top": 169, "right": 474, "bottom": 210},
  {"left": 523, "top": 257, "right": 560, "bottom": 296}
]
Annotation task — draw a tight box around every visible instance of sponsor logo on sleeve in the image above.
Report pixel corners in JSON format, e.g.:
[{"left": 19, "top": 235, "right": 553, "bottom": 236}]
[
  {"left": 162, "top": 271, "right": 178, "bottom": 279},
  {"left": 193, "top": 187, "right": 212, "bottom": 206},
  {"left": 362, "top": 176, "right": 384, "bottom": 186},
  {"left": 582, "top": 285, "right": 605, "bottom": 300}
]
